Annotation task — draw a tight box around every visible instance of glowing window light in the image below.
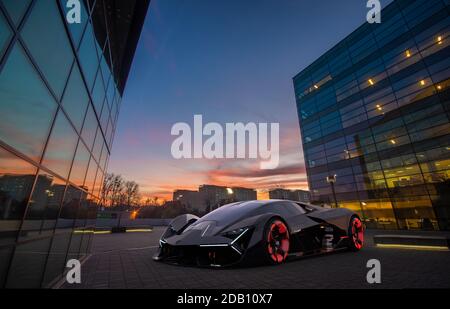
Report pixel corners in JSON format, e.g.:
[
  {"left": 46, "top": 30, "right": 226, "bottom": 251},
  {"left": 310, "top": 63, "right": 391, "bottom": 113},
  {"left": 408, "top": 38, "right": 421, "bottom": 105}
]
[
  {"left": 437, "top": 36, "right": 443, "bottom": 45},
  {"left": 314, "top": 85, "right": 319, "bottom": 89},
  {"left": 420, "top": 80, "right": 426, "bottom": 86},
  {"left": 390, "top": 139, "right": 397, "bottom": 145},
  {"left": 406, "top": 50, "right": 411, "bottom": 58},
  {"left": 437, "top": 85, "right": 442, "bottom": 90},
  {"left": 368, "top": 79, "right": 374, "bottom": 86}
]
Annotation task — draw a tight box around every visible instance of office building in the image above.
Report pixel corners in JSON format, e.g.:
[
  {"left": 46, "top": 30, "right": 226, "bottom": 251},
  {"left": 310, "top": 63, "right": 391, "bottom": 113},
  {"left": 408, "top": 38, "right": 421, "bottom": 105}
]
[
  {"left": 0, "top": 0, "right": 149, "bottom": 287},
  {"left": 293, "top": 0, "right": 450, "bottom": 230}
]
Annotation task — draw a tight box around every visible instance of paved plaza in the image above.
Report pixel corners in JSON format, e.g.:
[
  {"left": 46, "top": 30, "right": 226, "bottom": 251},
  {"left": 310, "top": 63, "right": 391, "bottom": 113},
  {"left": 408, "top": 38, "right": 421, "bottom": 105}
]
[{"left": 61, "top": 227, "right": 450, "bottom": 289}]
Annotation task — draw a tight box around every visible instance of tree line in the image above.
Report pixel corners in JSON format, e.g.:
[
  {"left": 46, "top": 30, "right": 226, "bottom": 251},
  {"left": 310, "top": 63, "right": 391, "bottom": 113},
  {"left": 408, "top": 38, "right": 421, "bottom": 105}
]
[{"left": 101, "top": 173, "right": 141, "bottom": 208}]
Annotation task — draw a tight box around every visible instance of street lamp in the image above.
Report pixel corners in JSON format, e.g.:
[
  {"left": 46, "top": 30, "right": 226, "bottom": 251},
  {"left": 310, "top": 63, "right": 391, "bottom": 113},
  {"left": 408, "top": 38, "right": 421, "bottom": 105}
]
[{"left": 326, "top": 175, "right": 338, "bottom": 208}]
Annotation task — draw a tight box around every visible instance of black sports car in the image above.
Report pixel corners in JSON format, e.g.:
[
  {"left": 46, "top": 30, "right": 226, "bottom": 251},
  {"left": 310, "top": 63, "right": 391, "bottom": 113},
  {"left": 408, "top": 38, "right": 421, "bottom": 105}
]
[{"left": 153, "top": 200, "right": 364, "bottom": 267}]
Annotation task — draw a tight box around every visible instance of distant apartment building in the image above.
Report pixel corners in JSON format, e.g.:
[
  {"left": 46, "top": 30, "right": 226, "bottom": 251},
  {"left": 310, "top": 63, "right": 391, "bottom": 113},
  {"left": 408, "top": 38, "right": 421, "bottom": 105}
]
[
  {"left": 173, "top": 190, "right": 202, "bottom": 211},
  {"left": 269, "top": 189, "right": 311, "bottom": 203},
  {"left": 174, "top": 185, "right": 257, "bottom": 213},
  {"left": 232, "top": 187, "right": 258, "bottom": 202}
]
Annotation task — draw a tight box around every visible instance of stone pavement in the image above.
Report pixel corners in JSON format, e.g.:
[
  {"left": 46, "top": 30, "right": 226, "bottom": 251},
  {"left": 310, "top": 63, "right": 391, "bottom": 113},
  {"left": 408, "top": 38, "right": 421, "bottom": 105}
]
[{"left": 61, "top": 227, "right": 450, "bottom": 289}]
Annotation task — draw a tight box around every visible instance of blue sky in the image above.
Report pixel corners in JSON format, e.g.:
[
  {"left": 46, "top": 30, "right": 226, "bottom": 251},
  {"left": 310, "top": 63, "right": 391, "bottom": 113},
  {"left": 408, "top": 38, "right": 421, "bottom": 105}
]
[{"left": 108, "top": 0, "right": 393, "bottom": 200}]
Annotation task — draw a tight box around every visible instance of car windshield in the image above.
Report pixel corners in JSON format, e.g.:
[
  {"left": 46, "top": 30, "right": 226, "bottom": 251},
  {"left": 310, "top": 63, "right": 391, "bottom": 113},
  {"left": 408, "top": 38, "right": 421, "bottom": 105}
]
[{"left": 196, "top": 201, "right": 266, "bottom": 225}]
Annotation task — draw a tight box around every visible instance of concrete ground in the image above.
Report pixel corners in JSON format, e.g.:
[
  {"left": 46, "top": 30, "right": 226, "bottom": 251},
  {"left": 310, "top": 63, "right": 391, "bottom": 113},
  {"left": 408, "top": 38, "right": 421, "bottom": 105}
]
[{"left": 61, "top": 227, "right": 450, "bottom": 289}]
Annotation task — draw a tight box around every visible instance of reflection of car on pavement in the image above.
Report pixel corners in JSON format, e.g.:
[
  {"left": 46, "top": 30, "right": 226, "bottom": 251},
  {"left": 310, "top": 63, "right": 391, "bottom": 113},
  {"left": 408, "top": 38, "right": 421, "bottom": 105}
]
[{"left": 153, "top": 200, "right": 364, "bottom": 267}]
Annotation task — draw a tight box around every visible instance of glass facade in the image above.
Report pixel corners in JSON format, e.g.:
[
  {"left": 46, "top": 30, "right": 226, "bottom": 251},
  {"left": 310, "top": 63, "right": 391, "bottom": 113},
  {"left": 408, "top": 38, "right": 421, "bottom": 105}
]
[
  {"left": 0, "top": 0, "right": 148, "bottom": 288},
  {"left": 294, "top": 0, "right": 450, "bottom": 231}
]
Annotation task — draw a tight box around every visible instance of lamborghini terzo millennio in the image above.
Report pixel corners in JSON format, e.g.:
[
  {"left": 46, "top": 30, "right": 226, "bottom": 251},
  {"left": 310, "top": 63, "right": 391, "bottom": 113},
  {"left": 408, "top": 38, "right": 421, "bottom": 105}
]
[{"left": 153, "top": 200, "right": 364, "bottom": 267}]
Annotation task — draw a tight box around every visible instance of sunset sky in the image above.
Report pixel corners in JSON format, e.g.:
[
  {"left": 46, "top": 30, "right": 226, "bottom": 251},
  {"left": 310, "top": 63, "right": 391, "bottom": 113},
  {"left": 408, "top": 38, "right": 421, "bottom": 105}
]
[{"left": 108, "top": 0, "right": 392, "bottom": 201}]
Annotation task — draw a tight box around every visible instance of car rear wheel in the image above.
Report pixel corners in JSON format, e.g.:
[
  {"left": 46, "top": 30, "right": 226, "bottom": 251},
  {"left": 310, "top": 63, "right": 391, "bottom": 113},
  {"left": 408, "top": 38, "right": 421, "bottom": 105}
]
[
  {"left": 348, "top": 216, "right": 364, "bottom": 251},
  {"left": 264, "top": 219, "right": 290, "bottom": 265}
]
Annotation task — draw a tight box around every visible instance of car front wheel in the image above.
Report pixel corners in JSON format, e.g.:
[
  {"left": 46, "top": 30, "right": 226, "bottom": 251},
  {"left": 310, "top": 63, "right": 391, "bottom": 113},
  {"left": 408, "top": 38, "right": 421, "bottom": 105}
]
[
  {"left": 348, "top": 216, "right": 364, "bottom": 251},
  {"left": 264, "top": 218, "right": 290, "bottom": 265}
]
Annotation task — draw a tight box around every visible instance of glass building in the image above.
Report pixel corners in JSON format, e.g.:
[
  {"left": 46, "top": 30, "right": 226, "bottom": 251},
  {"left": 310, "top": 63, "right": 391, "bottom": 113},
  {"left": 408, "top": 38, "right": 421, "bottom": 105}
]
[
  {"left": 0, "top": 0, "right": 149, "bottom": 288},
  {"left": 293, "top": 0, "right": 450, "bottom": 231}
]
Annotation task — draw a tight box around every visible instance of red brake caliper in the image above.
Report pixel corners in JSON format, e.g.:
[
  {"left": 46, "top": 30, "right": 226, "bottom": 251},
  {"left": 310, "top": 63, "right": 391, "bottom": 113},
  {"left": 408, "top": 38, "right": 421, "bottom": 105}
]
[
  {"left": 352, "top": 218, "right": 364, "bottom": 249},
  {"left": 267, "top": 221, "right": 290, "bottom": 263}
]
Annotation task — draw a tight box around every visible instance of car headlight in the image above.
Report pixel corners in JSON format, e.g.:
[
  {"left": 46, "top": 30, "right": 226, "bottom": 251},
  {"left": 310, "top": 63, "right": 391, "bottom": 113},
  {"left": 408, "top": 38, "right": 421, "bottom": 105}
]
[{"left": 222, "top": 227, "right": 250, "bottom": 240}]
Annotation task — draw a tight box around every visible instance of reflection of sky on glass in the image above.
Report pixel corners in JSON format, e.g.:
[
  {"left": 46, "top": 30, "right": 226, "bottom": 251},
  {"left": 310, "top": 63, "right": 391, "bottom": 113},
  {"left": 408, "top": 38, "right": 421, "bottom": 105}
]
[
  {"left": 0, "top": 44, "right": 57, "bottom": 161},
  {"left": 109, "top": 0, "right": 393, "bottom": 200},
  {"left": 42, "top": 112, "right": 79, "bottom": 180}
]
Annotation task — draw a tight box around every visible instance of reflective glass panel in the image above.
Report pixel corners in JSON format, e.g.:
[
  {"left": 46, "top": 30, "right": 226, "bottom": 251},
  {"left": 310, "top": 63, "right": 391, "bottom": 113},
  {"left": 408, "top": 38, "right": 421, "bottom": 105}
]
[
  {"left": 59, "top": 0, "right": 88, "bottom": 48},
  {"left": 1, "top": 0, "right": 30, "bottom": 25},
  {"left": 81, "top": 104, "right": 97, "bottom": 151},
  {"left": 69, "top": 141, "right": 90, "bottom": 188},
  {"left": 0, "top": 10, "right": 12, "bottom": 56},
  {"left": 21, "top": 0, "right": 73, "bottom": 99},
  {"left": 0, "top": 43, "right": 57, "bottom": 161},
  {"left": 78, "top": 22, "right": 99, "bottom": 90},
  {"left": 61, "top": 63, "right": 89, "bottom": 132},
  {"left": 6, "top": 236, "right": 51, "bottom": 288},
  {"left": 42, "top": 111, "right": 79, "bottom": 179},
  {"left": 0, "top": 147, "right": 37, "bottom": 246},
  {"left": 19, "top": 172, "right": 66, "bottom": 241}
]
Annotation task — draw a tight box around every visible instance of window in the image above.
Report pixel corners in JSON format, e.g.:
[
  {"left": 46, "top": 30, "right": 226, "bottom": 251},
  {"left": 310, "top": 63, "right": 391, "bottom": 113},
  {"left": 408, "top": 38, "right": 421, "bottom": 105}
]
[
  {"left": 402, "top": 0, "right": 445, "bottom": 28},
  {"left": 100, "top": 102, "right": 110, "bottom": 133},
  {"left": 78, "top": 22, "right": 100, "bottom": 90},
  {"left": 373, "top": 11, "right": 408, "bottom": 47},
  {"left": 0, "top": 43, "right": 58, "bottom": 161},
  {"left": 92, "top": 129, "right": 103, "bottom": 162},
  {"left": 106, "top": 118, "right": 114, "bottom": 148},
  {"left": 21, "top": 0, "right": 73, "bottom": 99},
  {"left": 19, "top": 172, "right": 67, "bottom": 241},
  {"left": 61, "top": 63, "right": 89, "bottom": 132},
  {"left": 328, "top": 46, "right": 352, "bottom": 77},
  {"left": 99, "top": 144, "right": 109, "bottom": 173},
  {"left": 283, "top": 202, "right": 307, "bottom": 215},
  {"left": 100, "top": 55, "right": 112, "bottom": 91},
  {"left": 0, "top": 10, "right": 12, "bottom": 57},
  {"left": 59, "top": 0, "right": 88, "bottom": 48},
  {"left": 91, "top": 70, "right": 105, "bottom": 114},
  {"left": 106, "top": 78, "right": 116, "bottom": 109},
  {"left": 81, "top": 104, "right": 98, "bottom": 151},
  {"left": 0, "top": 147, "right": 37, "bottom": 245},
  {"left": 84, "top": 158, "right": 98, "bottom": 194},
  {"left": 42, "top": 185, "right": 82, "bottom": 287},
  {"left": 69, "top": 141, "right": 90, "bottom": 188},
  {"left": 1, "top": 0, "right": 31, "bottom": 25},
  {"left": 6, "top": 236, "right": 52, "bottom": 288},
  {"left": 42, "top": 111, "right": 79, "bottom": 179},
  {"left": 93, "top": 170, "right": 104, "bottom": 197}
]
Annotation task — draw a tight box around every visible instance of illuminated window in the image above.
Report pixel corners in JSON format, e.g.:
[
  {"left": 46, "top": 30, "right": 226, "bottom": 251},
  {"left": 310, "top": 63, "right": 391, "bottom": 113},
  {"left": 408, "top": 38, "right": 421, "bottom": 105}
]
[
  {"left": 437, "top": 85, "right": 442, "bottom": 90},
  {"left": 437, "top": 36, "right": 443, "bottom": 45},
  {"left": 314, "top": 85, "right": 319, "bottom": 89},
  {"left": 376, "top": 104, "right": 383, "bottom": 111},
  {"left": 420, "top": 80, "right": 426, "bottom": 86},
  {"left": 368, "top": 79, "right": 374, "bottom": 86},
  {"left": 406, "top": 50, "right": 411, "bottom": 58},
  {"left": 390, "top": 139, "right": 397, "bottom": 145}
]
